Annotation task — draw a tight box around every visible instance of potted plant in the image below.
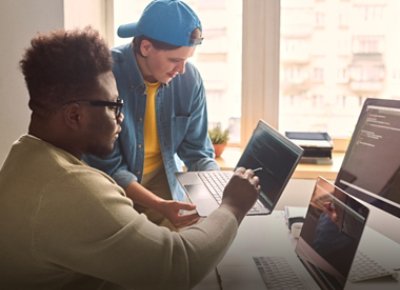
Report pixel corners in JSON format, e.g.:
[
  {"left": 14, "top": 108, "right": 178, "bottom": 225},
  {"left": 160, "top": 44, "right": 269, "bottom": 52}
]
[{"left": 208, "top": 125, "right": 229, "bottom": 158}]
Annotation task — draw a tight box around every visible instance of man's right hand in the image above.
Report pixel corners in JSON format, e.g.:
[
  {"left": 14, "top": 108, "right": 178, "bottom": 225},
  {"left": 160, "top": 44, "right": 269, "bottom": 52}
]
[{"left": 220, "top": 167, "right": 261, "bottom": 224}]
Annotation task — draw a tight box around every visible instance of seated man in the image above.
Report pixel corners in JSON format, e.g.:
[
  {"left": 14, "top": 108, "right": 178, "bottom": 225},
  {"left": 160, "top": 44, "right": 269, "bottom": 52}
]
[{"left": 0, "top": 27, "right": 260, "bottom": 289}]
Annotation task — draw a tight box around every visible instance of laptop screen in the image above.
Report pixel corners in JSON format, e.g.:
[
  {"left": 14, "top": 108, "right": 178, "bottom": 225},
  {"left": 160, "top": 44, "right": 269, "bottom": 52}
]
[
  {"left": 296, "top": 177, "right": 369, "bottom": 290},
  {"left": 236, "top": 120, "right": 303, "bottom": 209}
]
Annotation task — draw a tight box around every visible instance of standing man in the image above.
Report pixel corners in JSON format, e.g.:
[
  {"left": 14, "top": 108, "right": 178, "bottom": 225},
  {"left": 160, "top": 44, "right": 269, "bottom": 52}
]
[
  {"left": 0, "top": 26, "right": 260, "bottom": 289},
  {"left": 85, "top": 0, "right": 219, "bottom": 228}
]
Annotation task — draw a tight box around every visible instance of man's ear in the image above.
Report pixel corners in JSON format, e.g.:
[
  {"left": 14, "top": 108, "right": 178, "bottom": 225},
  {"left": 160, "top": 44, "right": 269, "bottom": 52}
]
[
  {"left": 63, "top": 103, "right": 82, "bottom": 130},
  {"left": 140, "top": 39, "right": 153, "bottom": 57}
]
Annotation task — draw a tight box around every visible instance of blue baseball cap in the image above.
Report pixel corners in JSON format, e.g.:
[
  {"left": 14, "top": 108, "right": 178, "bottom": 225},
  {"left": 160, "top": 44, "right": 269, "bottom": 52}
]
[{"left": 117, "top": 0, "right": 203, "bottom": 47}]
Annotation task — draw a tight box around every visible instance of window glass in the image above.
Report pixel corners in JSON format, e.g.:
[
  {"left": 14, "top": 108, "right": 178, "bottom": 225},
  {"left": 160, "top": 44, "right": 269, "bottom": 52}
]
[{"left": 279, "top": 0, "right": 400, "bottom": 137}]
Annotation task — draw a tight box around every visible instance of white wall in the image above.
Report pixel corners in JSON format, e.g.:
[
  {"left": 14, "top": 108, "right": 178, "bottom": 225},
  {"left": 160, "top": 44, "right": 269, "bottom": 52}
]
[
  {"left": 0, "top": 0, "right": 64, "bottom": 165},
  {"left": 64, "top": 0, "right": 113, "bottom": 46}
]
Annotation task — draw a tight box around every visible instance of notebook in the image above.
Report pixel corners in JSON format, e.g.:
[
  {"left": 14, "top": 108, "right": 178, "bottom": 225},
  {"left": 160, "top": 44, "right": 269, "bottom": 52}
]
[
  {"left": 176, "top": 119, "right": 304, "bottom": 216},
  {"left": 254, "top": 177, "right": 370, "bottom": 290}
]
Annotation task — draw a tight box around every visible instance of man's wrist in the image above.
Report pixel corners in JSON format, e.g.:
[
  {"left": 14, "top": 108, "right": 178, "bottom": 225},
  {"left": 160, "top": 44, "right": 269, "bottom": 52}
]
[{"left": 219, "top": 203, "right": 246, "bottom": 225}]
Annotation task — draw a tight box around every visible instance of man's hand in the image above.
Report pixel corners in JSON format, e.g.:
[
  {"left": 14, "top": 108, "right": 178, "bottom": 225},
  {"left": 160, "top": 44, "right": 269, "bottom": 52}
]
[
  {"left": 220, "top": 167, "right": 261, "bottom": 224},
  {"left": 158, "top": 200, "right": 200, "bottom": 228},
  {"left": 125, "top": 181, "right": 200, "bottom": 228}
]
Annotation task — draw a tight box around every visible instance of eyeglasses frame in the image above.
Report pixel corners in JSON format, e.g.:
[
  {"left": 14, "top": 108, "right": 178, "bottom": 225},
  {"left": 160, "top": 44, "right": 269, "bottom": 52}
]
[{"left": 64, "top": 98, "right": 124, "bottom": 119}]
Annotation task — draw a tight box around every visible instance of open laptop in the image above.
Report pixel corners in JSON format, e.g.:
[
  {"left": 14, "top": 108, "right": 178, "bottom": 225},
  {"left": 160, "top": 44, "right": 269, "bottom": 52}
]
[
  {"left": 251, "top": 177, "right": 370, "bottom": 290},
  {"left": 176, "top": 119, "right": 304, "bottom": 216}
]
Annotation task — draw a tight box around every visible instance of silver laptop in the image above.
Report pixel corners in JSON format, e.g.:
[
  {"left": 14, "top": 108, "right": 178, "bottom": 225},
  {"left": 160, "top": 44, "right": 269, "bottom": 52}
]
[
  {"left": 176, "top": 120, "right": 304, "bottom": 216},
  {"left": 218, "top": 178, "right": 369, "bottom": 290},
  {"left": 252, "top": 177, "right": 370, "bottom": 290}
]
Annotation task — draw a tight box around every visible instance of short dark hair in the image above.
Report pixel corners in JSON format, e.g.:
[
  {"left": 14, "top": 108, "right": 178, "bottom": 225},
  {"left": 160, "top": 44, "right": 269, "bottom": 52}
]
[
  {"left": 133, "top": 28, "right": 202, "bottom": 56},
  {"left": 20, "top": 26, "right": 112, "bottom": 116}
]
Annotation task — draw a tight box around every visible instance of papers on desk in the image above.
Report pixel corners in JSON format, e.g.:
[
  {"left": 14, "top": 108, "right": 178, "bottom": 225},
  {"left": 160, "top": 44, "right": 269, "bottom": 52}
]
[{"left": 290, "top": 138, "right": 332, "bottom": 148}]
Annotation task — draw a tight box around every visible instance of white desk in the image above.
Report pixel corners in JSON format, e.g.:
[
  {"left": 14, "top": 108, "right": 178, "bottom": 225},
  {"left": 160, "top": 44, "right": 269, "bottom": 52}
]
[{"left": 194, "top": 212, "right": 400, "bottom": 290}]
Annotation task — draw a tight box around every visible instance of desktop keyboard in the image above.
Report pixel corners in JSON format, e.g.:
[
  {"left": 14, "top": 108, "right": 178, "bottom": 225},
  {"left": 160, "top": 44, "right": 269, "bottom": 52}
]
[
  {"left": 253, "top": 256, "right": 306, "bottom": 290},
  {"left": 349, "top": 251, "right": 398, "bottom": 282},
  {"left": 198, "top": 171, "right": 264, "bottom": 214}
]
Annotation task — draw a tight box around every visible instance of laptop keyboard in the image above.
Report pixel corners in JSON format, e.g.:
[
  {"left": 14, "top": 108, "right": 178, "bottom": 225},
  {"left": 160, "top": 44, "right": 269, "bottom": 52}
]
[
  {"left": 198, "top": 171, "right": 231, "bottom": 204},
  {"left": 198, "top": 171, "right": 264, "bottom": 214},
  {"left": 349, "top": 251, "right": 398, "bottom": 282},
  {"left": 253, "top": 256, "right": 306, "bottom": 290},
  {"left": 253, "top": 251, "right": 397, "bottom": 289}
]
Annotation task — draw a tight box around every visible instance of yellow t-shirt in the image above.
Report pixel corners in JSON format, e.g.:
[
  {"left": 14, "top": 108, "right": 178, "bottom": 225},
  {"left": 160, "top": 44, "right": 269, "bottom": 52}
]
[{"left": 143, "top": 81, "right": 162, "bottom": 174}]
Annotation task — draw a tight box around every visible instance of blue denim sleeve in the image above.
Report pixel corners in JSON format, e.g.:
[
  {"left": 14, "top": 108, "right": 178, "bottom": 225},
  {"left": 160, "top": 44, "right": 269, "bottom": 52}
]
[{"left": 176, "top": 73, "right": 220, "bottom": 172}]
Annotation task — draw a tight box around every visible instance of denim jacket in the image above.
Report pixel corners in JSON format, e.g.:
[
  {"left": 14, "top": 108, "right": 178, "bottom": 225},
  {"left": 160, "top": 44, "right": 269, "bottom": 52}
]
[{"left": 84, "top": 43, "right": 219, "bottom": 200}]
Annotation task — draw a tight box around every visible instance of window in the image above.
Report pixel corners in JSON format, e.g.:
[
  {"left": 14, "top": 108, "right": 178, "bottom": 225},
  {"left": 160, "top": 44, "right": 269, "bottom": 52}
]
[
  {"left": 111, "top": 0, "right": 400, "bottom": 147},
  {"left": 278, "top": 0, "right": 400, "bottom": 139}
]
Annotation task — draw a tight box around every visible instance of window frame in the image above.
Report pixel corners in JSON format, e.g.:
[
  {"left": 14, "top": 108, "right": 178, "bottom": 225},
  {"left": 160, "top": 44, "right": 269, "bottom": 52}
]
[
  {"left": 242, "top": 1, "right": 348, "bottom": 152},
  {"left": 241, "top": 0, "right": 280, "bottom": 147}
]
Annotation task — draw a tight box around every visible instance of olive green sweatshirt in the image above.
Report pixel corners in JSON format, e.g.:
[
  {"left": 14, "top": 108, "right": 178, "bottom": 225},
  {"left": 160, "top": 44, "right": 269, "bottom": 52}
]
[{"left": 0, "top": 135, "right": 238, "bottom": 290}]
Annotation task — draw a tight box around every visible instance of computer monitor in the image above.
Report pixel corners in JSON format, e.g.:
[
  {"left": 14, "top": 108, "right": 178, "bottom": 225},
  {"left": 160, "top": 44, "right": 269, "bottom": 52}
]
[{"left": 335, "top": 98, "right": 400, "bottom": 219}]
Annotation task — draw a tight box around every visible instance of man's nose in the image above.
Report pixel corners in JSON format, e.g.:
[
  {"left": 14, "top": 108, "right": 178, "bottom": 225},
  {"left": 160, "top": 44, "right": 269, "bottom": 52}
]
[
  {"left": 177, "top": 61, "right": 185, "bottom": 74},
  {"left": 117, "top": 112, "right": 124, "bottom": 124}
]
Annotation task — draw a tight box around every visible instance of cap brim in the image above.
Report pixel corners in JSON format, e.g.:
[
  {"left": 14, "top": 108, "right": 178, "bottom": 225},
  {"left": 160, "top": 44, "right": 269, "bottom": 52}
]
[{"left": 117, "top": 22, "right": 138, "bottom": 38}]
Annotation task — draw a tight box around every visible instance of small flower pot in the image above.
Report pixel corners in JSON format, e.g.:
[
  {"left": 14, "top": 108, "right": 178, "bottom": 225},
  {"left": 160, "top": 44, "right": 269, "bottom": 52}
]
[{"left": 213, "top": 143, "right": 226, "bottom": 158}]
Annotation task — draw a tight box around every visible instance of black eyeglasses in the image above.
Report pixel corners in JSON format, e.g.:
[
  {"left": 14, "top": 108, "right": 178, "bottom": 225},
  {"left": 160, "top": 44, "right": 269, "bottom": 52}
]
[{"left": 64, "top": 98, "right": 124, "bottom": 119}]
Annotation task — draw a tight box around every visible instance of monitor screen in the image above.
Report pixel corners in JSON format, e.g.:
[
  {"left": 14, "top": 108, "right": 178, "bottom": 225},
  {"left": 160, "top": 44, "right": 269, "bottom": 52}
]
[{"left": 335, "top": 98, "right": 400, "bottom": 218}]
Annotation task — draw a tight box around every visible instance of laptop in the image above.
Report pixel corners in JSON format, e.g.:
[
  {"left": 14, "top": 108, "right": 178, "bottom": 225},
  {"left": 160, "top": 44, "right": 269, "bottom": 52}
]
[
  {"left": 251, "top": 177, "right": 370, "bottom": 290},
  {"left": 176, "top": 119, "right": 304, "bottom": 216}
]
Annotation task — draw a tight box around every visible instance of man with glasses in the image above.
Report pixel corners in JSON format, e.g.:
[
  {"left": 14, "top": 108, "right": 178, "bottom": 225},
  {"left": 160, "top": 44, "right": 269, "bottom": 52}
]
[
  {"left": 85, "top": 0, "right": 219, "bottom": 229},
  {"left": 0, "top": 27, "right": 260, "bottom": 289}
]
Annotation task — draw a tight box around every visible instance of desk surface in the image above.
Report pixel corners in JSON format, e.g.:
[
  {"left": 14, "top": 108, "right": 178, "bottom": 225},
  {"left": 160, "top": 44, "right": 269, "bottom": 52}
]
[
  {"left": 194, "top": 212, "right": 400, "bottom": 290},
  {"left": 216, "top": 147, "right": 344, "bottom": 180}
]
